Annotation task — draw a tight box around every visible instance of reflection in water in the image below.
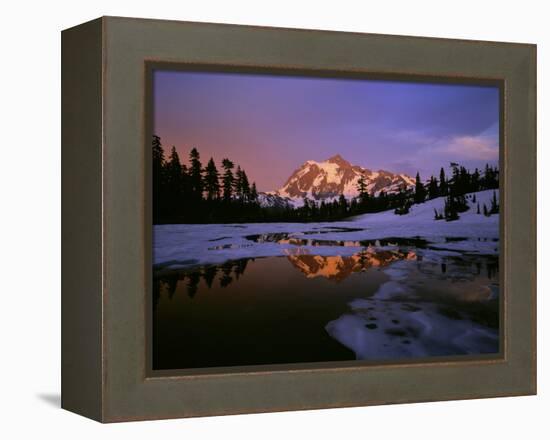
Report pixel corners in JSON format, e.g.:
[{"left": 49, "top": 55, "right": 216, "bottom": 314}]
[
  {"left": 153, "top": 244, "right": 499, "bottom": 370},
  {"left": 287, "top": 248, "right": 416, "bottom": 282},
  {"left": 245, "top": 233, "right": 429, "bottom": 248},
  {"left": 203, "top": 265, "right": 217, "bottom": 288},
  {"left": 155, "top": 259, "right": 253, "bottom": 300},
  {"left": 186, "top": 272, "right": 200, "bottom": 298},
  {"left": 153, "top": 247, "right": 416, "bottom": 301}
]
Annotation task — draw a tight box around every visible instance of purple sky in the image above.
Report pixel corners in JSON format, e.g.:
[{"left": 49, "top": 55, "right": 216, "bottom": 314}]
[{"left": 153, "top": 70, "right": 499, "bottom": 192}]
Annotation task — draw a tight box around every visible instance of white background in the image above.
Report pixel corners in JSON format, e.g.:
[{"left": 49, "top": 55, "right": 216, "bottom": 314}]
[{"left": 0, "top": 0, "right": 547, "bottom": 438}]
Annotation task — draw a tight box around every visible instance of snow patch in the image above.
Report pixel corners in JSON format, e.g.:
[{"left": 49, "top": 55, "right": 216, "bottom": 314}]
[{"left": 154, "top": 190, "right": 499, "bottom": 269}]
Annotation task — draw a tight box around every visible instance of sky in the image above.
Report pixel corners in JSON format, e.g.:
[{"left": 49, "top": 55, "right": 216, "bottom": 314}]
[{"left": 153, "top": 70, "right": 500, "bottom": 192}]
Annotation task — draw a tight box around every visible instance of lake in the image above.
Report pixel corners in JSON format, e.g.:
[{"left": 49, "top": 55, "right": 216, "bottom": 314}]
[{"left": 153, "top": 243, "right": 499, "bottom": 370}]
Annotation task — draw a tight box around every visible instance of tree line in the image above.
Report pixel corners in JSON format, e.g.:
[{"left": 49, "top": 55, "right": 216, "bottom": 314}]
[
  {"left": 348, "top": 162, "right": 499, "bottom": 221},
  {"left": 153, "top": 135, "right": 262, "bottom": 223},
  {"left": 153, "top": 135, "right": 372, "bottom": 223},
  {"left": 153, "top": 135, "right": 499, "bottom": 224},
  {"left": 429, "top": 163, "right": 499, "bottom": 221}
]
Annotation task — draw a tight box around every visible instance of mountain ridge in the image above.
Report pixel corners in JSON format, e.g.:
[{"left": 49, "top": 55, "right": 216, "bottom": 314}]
[{"left": 271, "top": 154, "right": 415, "bottom": 202}]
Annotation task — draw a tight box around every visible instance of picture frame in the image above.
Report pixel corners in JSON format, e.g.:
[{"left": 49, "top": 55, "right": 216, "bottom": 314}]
[{"left": 61, "top": 16, "right": 536, "bottom": 422}]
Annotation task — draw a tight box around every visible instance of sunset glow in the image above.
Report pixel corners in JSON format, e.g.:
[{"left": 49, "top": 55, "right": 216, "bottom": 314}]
[{"left": 153, "top": 70, "right": 499, "bottom": 191}]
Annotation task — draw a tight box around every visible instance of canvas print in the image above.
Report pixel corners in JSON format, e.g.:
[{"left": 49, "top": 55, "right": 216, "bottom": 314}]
[{"left": 151, "top": 69, "right": 500, "bottom": 370}]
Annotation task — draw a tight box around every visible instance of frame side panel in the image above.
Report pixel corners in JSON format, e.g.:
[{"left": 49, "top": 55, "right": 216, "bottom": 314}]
[{"left": 61, "top": 18, "right": 104, "bottom": 421}]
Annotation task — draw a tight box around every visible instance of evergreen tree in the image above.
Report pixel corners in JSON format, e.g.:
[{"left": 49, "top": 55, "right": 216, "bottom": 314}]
[
  {"left": 152, "top": 135, "right": 165, "bottom": 177},
  {"left": 394, "top": 200, "right": 411, "bottom": 215},
  {"left": 454, "top": 195, "right": 469, "bottom": 213},
  {"left": 233, "top": 166, "right": 243, "bottom": 198},
  {"left": 428, "top": 175, "right": 439, "bottom": 200},
  {"left": 483, "top": 203, "right": 489, "bottom": 217},
  {"left": 152, "top": 135, "right": 166, "bottom": 221},
  {"left": 450, "top": 163, "right": 460, "bottom": 194},
  {"left": 414, "top": 172, "right": 426, "bottom": 203},
  {"left": 456, "top": 165, "right": 470, "bottom": 195},
  {"left": 250, "top": 182, "right": 258, "bottom": 203},
  {"left": 166, "top": 147, "right": 182, "bottom": 184},
  {"left": 444, "top": 194, "right": 459, "bottom": 221},
  {"left": 377, "top": 191, "right": 387, "bottom": 212},
  {"left": 482, "top": 164, "right": 499, "bottom": 190},
  {"left": 357, "top": 173, "right": 368, "bottom": 202},
  {"left": 338, "top": 194, "right": 348, "bottom": 216},
  {"left": 165, "top": 146, "right": 183, "bottom": 216},
  {"left": 240, "top": 169, "right": 251, "bottom": 201},
  {"left": 180, "top": 162, "right": 190, "bottom": 197},
  {"left": 484, "top": 164, "right": 492, "bottom": 188},
  {"left": 189, "top": 148, "right": 203, "bottom": 201},
  {"left": 221, "top": 158, "right": 235, "bottom": 201},
  {"left": 320, "top": 200, "right": 329, "bottom": 219},
  {"left": 204, "top": 157, "right": 220, "bottom": 200},
  {"left": 439, "top": 167, "right": 448, "bottom": 196},
  {"left": 309, "top": 199, "right": 319, "bottom": 218},
  {"left": 302, "top": 196, "right": 311, "bottom": 219},
  {"left": 471, "top": 168, "right": 480, "bottom": 192},
  {"left": 477, "top": 202, "right": 481, "bottom": 214}
]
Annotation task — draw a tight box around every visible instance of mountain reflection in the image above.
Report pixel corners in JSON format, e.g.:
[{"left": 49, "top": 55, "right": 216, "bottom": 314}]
[
  {"left": 154, "top": 248, "right": 419, "bottom": 306},
  {"left": 286, "top": 248, "right": 417, "bottom": 282}
]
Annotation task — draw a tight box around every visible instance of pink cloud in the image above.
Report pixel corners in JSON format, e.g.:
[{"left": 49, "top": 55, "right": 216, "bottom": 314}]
[{"left": 435, "top": 135, "right": 499, "bottom": 160}]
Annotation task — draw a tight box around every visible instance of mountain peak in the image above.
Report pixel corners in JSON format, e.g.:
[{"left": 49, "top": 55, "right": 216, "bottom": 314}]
[
  {"left": 276, "top": 156, "right": 415, "bottom": 201},
  {"left": 326, "top": 154, "right": 349, "bottom": 165}
]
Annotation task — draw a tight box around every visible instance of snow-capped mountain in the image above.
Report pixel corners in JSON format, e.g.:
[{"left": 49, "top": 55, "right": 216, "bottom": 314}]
[{"left": 274, "top": 154, "right": 415, "bottom": 202}]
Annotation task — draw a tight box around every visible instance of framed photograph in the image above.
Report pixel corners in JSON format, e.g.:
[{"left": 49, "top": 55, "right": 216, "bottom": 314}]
[{"left": 62, "top": 16, "right": 536, "bottom": 422}]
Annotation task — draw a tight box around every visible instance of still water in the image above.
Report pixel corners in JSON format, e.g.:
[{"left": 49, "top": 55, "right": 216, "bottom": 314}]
[{"left": 153, "top": 244, "right": 499, "bottom": 370}]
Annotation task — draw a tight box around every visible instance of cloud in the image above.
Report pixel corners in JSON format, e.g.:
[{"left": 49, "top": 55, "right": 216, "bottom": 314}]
[
  {"left": 384, "top": 128, "right": 499, "bottom": 177},
  {"left": 432, "top": 135, "right": 499, "bottom": 161}
]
